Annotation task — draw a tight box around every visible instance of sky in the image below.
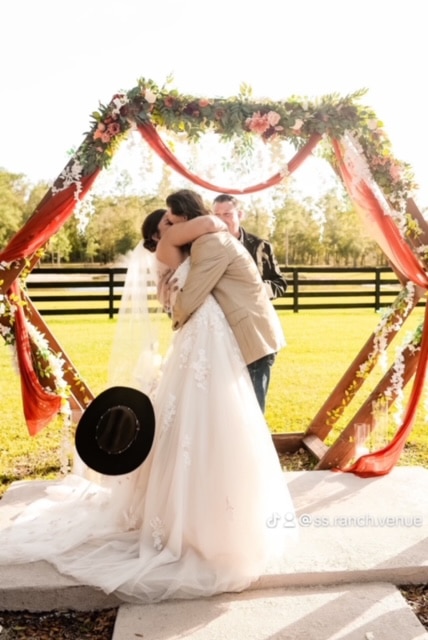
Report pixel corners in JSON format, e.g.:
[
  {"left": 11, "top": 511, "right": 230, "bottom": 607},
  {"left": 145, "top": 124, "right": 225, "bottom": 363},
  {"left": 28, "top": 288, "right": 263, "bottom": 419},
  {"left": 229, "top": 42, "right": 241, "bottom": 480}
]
[{"left": 1, "top": 0, "right": 428, "bottom": 207}]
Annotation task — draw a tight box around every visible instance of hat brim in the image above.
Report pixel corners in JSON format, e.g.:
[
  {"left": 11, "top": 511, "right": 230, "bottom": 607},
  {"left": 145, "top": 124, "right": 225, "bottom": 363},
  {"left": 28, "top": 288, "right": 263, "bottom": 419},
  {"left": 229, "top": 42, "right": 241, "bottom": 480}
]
[{"left": 75, "top": 386, "right": 155, "bottom": 476}]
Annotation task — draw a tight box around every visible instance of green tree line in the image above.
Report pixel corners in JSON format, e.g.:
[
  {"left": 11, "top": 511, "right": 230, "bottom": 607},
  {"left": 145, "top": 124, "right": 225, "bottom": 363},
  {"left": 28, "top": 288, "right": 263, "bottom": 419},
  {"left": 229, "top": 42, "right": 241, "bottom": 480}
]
[{"left": 0, "top": 167, "right": 386, "bottom": 266}]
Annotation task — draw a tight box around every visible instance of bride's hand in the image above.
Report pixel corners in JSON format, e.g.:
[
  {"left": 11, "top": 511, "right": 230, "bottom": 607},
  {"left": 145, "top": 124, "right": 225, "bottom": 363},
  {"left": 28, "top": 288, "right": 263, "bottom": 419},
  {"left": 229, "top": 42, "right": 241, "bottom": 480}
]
[
  {"left": 157, "top": 269, "right": 178, "bottom": 312},
  {"left": 210, "top": 215, "right": 228, "bottom": 232}
]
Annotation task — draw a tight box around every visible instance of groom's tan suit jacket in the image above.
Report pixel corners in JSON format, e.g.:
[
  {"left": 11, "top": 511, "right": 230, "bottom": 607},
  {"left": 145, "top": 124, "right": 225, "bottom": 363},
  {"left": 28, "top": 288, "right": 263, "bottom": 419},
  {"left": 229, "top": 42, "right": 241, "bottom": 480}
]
[{"left": 172, "top": 231, "right": 285, "bottom": 365}]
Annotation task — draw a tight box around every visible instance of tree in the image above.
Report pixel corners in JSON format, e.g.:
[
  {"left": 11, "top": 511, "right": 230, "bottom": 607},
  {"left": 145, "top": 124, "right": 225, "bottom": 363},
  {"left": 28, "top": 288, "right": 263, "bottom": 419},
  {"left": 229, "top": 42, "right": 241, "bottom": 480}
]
[
  {"left": 24, "top": 181, "right": 52, "bottom": 221},
  {"left": 0, "top": 169, "right": 29, "bottom": 248},
  {"left": 271, "top": 195, "right": 322, "bottom": 265},
  {"left": 45, "top": 227, "right": 73, "bottom": 264},
  {"left": 320, "top": 189, "right": 385, "bottom": 266},
  {"left": 85, "top": 195, "right": 165, "bottom": 263}
]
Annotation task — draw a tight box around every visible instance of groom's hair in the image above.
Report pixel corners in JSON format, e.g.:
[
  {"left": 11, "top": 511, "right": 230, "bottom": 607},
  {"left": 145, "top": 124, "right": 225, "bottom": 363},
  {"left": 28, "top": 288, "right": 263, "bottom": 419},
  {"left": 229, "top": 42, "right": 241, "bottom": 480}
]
[{"left": 166, "top": 189, "right": 210, "bottom": 220}]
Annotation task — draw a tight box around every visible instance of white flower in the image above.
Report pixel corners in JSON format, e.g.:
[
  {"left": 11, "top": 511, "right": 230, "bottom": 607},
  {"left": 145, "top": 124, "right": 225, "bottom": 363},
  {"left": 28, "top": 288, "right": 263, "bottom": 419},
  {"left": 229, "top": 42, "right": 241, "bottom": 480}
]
[
  {"left": 367, "top": 119, "right": 379, "bottom": 131},
  {"left": 52, "top": 159, "right": 84, "bottom": 196},
  {"left": 111, "top": 95, "right": 129, "bottom": 116},
  {"left": 291, "top": 118, "right": 304, "bottom": 131},
  {"left": 144, "top": 88, "right": 157, "bottom": 104}
]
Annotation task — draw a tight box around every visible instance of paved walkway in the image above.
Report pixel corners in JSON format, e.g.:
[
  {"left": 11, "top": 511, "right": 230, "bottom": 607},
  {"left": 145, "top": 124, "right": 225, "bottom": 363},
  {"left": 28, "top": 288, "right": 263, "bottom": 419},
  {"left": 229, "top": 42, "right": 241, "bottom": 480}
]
[{"left": 1, "top": 466, "right": 427, "bottom": 639}]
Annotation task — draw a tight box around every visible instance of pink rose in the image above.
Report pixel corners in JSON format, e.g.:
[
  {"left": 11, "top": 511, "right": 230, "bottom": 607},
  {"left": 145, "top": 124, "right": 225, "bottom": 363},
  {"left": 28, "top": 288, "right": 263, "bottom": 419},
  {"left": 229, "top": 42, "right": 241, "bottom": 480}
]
[
  {"left": 389, "top": 164, "right": 402, "bottom": 183},
  {"left": 267, "top": 111, "right": 281, "bottom": 127},
  {"left": 199, "top": 98, "right": 210, "bottom": 108},
  {"left": 246, "top": 112, "right": 270, "bottom": 135}
]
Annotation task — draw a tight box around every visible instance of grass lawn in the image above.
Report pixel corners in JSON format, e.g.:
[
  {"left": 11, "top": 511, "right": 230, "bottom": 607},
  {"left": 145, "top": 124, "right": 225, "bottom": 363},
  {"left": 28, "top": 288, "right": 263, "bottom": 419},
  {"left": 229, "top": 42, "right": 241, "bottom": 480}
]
[{"left": 1, "top": 308, "right": 427, "bottom": 497}]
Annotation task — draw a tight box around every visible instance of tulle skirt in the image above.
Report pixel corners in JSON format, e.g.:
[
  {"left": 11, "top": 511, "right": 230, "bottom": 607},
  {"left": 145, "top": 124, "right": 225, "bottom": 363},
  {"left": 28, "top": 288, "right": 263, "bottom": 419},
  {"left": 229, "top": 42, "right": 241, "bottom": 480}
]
[{"left": 0, "top": 293, "right": 296, "bottom": 603}]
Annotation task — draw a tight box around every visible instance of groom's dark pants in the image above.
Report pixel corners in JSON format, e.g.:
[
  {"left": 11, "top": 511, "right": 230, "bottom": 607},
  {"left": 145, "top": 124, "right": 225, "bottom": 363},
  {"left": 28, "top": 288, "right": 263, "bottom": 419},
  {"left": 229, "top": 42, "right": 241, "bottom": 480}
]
[{"left": 247, "top": 353, "right": 276, "bottom": 414}]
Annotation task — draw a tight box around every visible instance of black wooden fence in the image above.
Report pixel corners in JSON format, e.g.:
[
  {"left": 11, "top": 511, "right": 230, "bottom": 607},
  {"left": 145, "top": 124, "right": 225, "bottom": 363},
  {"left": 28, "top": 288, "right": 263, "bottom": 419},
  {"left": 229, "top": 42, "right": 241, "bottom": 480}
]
[{"left": 25, "top": 266, "right": 414, "bottom": 318}]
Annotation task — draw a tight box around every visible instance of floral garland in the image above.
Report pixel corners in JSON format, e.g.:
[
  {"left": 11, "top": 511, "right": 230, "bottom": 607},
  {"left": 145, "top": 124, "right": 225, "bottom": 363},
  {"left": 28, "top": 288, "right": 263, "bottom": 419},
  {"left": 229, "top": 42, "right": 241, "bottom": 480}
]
[
  {"left": 384, "top": 323, "right": 423, "bottom": 427},
  {"left": 326, "top": 282, "right": 417, "bottom": 426},
  {"left": 53, "top": 77, "right": 417, "bottom": 214},
  {"left": 0, "top": 282, "right": 72, "bottom": 471}
]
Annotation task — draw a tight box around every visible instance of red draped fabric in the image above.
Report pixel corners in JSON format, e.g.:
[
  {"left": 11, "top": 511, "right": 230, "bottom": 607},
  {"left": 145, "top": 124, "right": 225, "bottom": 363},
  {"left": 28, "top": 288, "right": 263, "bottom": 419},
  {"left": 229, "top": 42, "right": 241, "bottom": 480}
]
[
  {"left": 332, "top": 140, "right": 428, "bottom": 288},
  {"left": 0, "top": 172, "right": 99, "bottom": 435},
  {"left": 10, "top": 280, "right": 62, "bottom": 436},
  {"left": 341, "top": 301, "right": 428, "bottom": 477},
  {"left": 138, "top": 122, "right": 321, "bottom": 193},
  {"left": 0, "top": 172, "right": 100, "bottom": 263},
  {"left": 332, "top": 138, "right": 428, "bottom": 476}
]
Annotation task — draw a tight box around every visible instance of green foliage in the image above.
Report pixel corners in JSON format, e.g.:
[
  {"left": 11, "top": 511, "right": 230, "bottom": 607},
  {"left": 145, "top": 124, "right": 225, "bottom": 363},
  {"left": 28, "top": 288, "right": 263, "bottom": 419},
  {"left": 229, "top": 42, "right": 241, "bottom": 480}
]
[
  {"left": 24, "top": 181, "right": 51, "bottom": 220},
  {"left": 0, "top": 158, "right": 390, "bottom": 267},
  {"left": 54, "top": 77, "right": 416, "bottom": 218},
  {"left": 0, "top": 170, "right": 29, "bottom": 248},
  {"left": 27, "top": 185, "right": 390, "bottom": 267}
]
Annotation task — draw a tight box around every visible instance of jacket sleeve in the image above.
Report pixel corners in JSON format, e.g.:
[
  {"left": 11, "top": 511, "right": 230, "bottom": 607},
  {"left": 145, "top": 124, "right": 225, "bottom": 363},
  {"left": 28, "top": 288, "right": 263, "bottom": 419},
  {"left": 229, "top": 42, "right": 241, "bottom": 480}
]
[
  {"left": 171, "top": 235, "right": 229, "bottom": 330},
  {"left": 260, "top": 241, "right": 288, "bottom": 299}
]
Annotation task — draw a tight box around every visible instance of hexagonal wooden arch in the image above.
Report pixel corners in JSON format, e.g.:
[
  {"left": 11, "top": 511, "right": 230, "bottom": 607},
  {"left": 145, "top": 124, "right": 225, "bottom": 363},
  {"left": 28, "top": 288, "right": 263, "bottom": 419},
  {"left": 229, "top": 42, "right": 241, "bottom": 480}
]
[{"left": 1, "top": 78, "right": 427, "bottom": 476}]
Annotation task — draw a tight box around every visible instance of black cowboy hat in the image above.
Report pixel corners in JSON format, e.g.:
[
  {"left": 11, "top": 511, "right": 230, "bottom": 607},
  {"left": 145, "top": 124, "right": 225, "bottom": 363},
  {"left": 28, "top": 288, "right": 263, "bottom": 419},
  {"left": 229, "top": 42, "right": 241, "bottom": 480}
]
[{"left": 75, "top": 386, "right": 155, "bottom": 476}]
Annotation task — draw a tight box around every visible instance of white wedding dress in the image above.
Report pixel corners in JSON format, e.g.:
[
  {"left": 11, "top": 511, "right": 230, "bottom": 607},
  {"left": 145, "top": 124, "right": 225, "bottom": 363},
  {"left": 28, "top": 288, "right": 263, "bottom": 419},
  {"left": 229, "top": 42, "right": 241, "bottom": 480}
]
[{"left": 0, "top": 258, "right": 296, "bottom": 603}]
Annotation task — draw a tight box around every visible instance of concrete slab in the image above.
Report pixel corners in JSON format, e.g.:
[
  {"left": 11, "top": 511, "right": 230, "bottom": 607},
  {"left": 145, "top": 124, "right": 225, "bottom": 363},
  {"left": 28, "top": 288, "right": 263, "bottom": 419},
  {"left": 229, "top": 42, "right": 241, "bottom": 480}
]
[
  {"left": 258, "top": 465, "right": 428, "bottom": 589},
  {"left": 111, "top": 583, "right": 428, "bottom": 640},
  {"left": 0, "top": 467, "right": 427, "bottom": 611}
]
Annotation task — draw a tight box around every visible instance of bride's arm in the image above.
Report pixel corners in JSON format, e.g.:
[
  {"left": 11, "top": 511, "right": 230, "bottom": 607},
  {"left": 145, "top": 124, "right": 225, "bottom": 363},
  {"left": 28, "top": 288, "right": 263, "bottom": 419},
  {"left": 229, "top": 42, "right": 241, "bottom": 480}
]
[
  {"left": 163, "top": 215, "right": 227, "bottom": 247},
  {"left": 156, "top": 215, "right": 226, "bottom": 311}
]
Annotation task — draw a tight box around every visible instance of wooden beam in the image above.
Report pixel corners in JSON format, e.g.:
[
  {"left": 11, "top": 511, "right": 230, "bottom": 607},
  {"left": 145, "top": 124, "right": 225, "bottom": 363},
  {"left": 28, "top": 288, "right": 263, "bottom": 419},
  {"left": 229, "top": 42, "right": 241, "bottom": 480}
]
[
  {"left": 302, "top": 434, "right": 329, "bottom": 460},
  {"left": 315, "top": 341, "right": 421, "bottom": 469},
  {"left": 272, "top": 432, "right": 305, "bottom": 454},
  {"left": 305, "top": 286, "right": 423, "bottom": 442}
]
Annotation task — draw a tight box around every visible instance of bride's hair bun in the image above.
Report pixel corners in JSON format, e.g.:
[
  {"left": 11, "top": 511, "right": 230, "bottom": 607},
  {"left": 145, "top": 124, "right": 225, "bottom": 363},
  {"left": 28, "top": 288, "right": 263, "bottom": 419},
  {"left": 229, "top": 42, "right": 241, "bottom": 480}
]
[
  {"left": 143, "top": 238, "right": 158, "bottom": 253},
  {"left": 141, "top": 208, "right": 167, "bottom": 253}
]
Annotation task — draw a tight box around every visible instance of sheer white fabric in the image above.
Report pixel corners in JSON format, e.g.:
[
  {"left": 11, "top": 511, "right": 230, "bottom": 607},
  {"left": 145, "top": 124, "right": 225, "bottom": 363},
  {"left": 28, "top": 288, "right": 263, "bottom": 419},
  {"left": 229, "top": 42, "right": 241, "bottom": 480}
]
[
  {"left": 108, "top": 241, "right": 164, "bottom": 394},
  {"left": 0, "top": 258, "right": 296, "bottom": 603}
]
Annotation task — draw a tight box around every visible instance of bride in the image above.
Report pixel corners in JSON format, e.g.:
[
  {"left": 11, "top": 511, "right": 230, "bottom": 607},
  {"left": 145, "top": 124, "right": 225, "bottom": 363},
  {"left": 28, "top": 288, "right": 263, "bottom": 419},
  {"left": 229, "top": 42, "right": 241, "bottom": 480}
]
[{"left": 0, "top": 192, "right": 296, "bottom": 603}]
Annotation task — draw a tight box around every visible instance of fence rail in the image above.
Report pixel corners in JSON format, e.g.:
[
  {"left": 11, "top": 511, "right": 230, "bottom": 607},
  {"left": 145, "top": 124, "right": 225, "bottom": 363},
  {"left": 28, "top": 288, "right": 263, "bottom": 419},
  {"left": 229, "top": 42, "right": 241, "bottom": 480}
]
[{"left": 24, "top": 266, "right": 416, "bottom": 317}]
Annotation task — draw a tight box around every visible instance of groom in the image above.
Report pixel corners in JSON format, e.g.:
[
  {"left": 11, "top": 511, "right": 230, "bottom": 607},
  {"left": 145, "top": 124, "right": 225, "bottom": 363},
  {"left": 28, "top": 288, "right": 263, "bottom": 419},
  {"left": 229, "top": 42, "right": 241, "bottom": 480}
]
[{"left": 166, "top": 189, "right": 285, "bottom": 413}]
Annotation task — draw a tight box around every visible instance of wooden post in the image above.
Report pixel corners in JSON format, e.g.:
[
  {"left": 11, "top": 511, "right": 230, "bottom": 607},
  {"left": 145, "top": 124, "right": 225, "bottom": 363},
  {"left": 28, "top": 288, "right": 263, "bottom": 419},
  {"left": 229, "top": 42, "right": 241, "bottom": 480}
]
[
  {"left": 304, "top": 285, "right": 423, "bottom": 443},
  {"left": 314, "top": 339, "right": 421, "bottom": 469}
]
